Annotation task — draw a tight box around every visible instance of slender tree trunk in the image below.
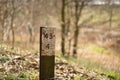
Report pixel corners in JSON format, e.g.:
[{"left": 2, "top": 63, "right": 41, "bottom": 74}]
[
  {"left": 28, "top": 25, "right": 34, "bottom": 43},
  {"left": 109, "top": 8, "right": 113, "bottom": 28},
  {"left": 65, "top": 3, "right": 71, "bottom": 37},
  {"left": 73, "top": 1, "right": 79, "bottom": 57},
  {"left": 1, "top": 19, "right": 5, "bottom": 42},
  {"left": 1, "top": 2, "right": 7, "bottom": 42},
  {"left": 68, "top": 36, "right": 72, "bottom": 56},
  {"left": 66, "top": 4, "right": 71, "bottom": 56},
  {"left": 61, "top": 0, "right": 66, "bottom": 55},
  {"left": 11, "top": 14, "right": 15, "bottom": 49},
  {"left": 11, "top": 0, "right": 15, "bottom": 49},
  {"left": 73, "top": 27, "right": 79, "bottom": 57},
  {"left": 31, "top": 0, "right": 34, "bottom": 43},
  {"left": 73, "top": 1, "right": 84, "bottom": 57}
]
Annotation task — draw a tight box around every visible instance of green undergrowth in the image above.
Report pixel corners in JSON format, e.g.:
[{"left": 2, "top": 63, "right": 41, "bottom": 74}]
[
  {"left": 87, "top": 45, "right": 109, "bottom": 54},
  {"left": 79, "top": 44, "right": 110, "bottom": 54},
  {"left": 0, "top": 43, "right": 39, "bottom": 80},
  {"left": 0, "top": 43, "right": 38, "bottom": 55},
  {"left": 56, "top": 53, "right": 120, "bottom": 80},
  {"left": 106, "top": 72, "right": 120, "bottom": 80},
  {"left": 1, "top": 69, "right": 39, "bottom": 80},
  {"left": 4, "top": 72, "right": 28, "bottom": 80},
  {"left": 57, "top": 54, "right": 102, "bottom": 71}
]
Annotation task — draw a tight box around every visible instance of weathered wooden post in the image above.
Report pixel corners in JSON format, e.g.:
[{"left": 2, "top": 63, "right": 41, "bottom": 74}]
[{"left": 40, "top": 27, "right": 55, "bottom": 80}]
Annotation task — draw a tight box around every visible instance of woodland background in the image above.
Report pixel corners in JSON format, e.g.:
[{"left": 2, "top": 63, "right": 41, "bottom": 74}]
[{"left": 0, "top": 0, "right": 120, "bottom": 79}]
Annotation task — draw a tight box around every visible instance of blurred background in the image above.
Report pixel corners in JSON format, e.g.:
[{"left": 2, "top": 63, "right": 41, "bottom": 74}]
[{"left": 0, "top": 0, "right": 120, "bottom": 79}]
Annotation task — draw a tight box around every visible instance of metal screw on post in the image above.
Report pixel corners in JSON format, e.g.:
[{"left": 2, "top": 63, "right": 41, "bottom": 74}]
[{"left": 40, "top": 27, "right": 55, "bottom": 80}]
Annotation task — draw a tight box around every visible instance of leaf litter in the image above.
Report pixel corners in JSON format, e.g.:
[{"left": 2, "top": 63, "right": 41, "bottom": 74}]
[{"left": 0, "top": 46, "right": 118, "bottom": 80}]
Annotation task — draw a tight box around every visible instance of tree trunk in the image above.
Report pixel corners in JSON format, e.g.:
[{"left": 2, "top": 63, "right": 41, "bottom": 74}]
[
  {"left": 109, "top": 7, "right": 113, "bottom": 28},
  {"left": 73, "top": 25, "right": 79, "bottom": 57},
  {"left": 11, "top": 0, "right": 15, "bottom": 49},
  {"left": 11, "top": 14, "right": 15, "bottom": 49},
  {"left": 1, "top": 18, "right": 5, "bottom": 42},
  {"left": 1, "top": 1, "right": 8, "bottom": 42},
  {"left": 61, "top": 0, "right": 66, "bottom": 55},
  {"left": 73, "top": 1, "right": 84, "bottom": 57},
  {"left": 28, "top": 25, "right": 34, "bottom": 43},
  {"left": 31, "top": 0, "right": 35, "bottom": 43}
]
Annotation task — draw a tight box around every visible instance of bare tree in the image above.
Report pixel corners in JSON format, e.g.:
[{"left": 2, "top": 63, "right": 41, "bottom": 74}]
[
  {"left": 10, "top": 0, "right": 15, "bottom": 49},
  {"left": 0, "top": 0, "right": 9, "bottom": 42},
  {"left": 106, "top": 0, "right": 114, "bottom": 28},
  {"left": 9, "top": 0, "right": 25, "bottom": 49},
  {"left": 72, "top": 0, "right": 85, "bottom": 57},
  {"left": 61, "top": 0, "right": 66, "bottom": 55},
  {"left": 65, "top": 1, "right": 73, "bottom": 56}
]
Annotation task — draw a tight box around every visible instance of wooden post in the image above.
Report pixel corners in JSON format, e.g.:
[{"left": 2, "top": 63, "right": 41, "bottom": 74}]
[{"left": 40, "top": 27, "right": 55, "bottom": 80}]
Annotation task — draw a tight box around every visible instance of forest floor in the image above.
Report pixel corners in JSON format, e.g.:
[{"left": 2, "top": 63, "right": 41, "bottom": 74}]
[
  {"left": 0, "top": 27, "right": 120, "bottom": 80},
  {"left": 0, "top": 43, "right": 120, "bottom": 80}
]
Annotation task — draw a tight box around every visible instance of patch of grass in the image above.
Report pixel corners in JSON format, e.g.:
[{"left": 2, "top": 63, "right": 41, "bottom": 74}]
[
  {"left": 4, "top": 75, "right": 15, "bottom": 80},
  {"left": 57, "top": 53, "right": 103, "bottom": 72},
  {"left": 78, "top": 44, "right": 109, "bottom": 54},
  {"left": 0, "top": 56, "right": 10, "bottom": 63},
  {"left": 66, "top": 57, "right": 77, "bottom": 65},
  {"left": 0, "top": 44, "right": 15, "bottom": 54},
  {"left": 74, "top": 75, "right": 88, "bottom": 80},
  {"left": 87, "top": 45, "right": 109, "bottom": 54},
  {"left": 57, "top": 53, "right": 78, "bottom": 65},
  {"left": 17, "top": 72, "right": 27, "bottom": 78},
  {"left": 7, "top": 49, "right": 14, "bottom": 54},
  {"left": 106, "top": 72, "right": 120, "bottom": 80},
  {"left": 91, "top": 16, "right": 107, "bottom": 23},
  {"left": 74, "top": 75, "right": 81, "bottom": 80},
  {"left": 56, "top": 53, "right": 120, "bottom": 80},
  {"left": 76, "top": 58, "right": 120, "bottom": 80},
  {"left": 27, "top": 69, "right": 39, "bottom": 80},
  {"left": 79, "top": 60, "right": 99, "bottom": 69},
  {"left": 16, "top": 72, "right": 29, "bottom": 80}
]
